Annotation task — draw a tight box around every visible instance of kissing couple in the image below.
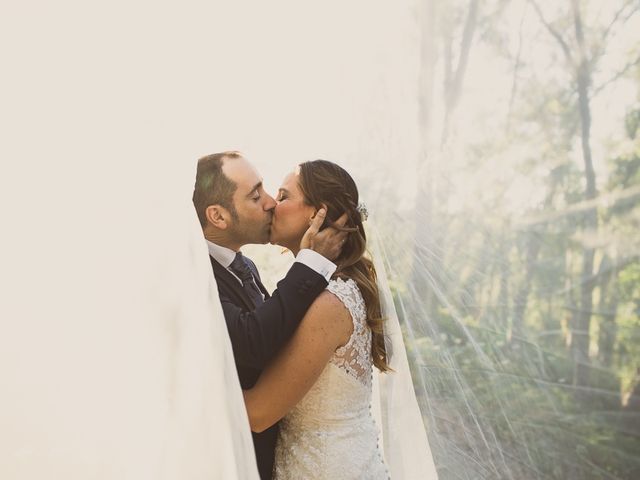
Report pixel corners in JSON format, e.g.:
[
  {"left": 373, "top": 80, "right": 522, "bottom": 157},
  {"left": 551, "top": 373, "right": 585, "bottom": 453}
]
[{"left": 192, "top": 152, "right": 437, "bottom": 480}]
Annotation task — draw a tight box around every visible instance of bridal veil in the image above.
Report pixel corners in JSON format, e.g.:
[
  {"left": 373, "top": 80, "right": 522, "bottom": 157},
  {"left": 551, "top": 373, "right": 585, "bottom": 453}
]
[{"left": 1, "top": 1, "right": 258, "bottom": 478}]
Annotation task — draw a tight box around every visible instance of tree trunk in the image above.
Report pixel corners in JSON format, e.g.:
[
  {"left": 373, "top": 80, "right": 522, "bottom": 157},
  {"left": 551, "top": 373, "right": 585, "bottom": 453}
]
[
  {"left": 596, "top": 255, "right": 619, "bottom": 368},
  {"left": 564, "top": 249, "right": 578, "bottom": 350},
  {"left": 511, "top": 233, "right": 541, "bottom": 340},
  {"left": 571, "top": 0, "right": 598, "bottom": 388},
  {"left": 412, "top": 0, "right": 480, "bottom": 320},
  {"left": 498, "top": 235, "right": 511, "bottom": 337},
  {"left": 411, "top": 0, "right": 439, "bottom": 321},
  {"left": 440, "top": 0, "right": 479, "bottom": 147}
]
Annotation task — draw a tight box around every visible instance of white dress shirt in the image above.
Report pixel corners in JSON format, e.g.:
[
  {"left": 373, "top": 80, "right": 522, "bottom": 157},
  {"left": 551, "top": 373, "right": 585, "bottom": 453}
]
[{"left": 206, "top": 241, "right": 337, "bottom": 287}]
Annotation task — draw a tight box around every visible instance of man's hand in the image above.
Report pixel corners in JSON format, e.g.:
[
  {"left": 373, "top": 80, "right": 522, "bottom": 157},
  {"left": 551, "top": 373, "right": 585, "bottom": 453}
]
[{"left": 300, "top": 208, "right": 349, "bottom": 262}]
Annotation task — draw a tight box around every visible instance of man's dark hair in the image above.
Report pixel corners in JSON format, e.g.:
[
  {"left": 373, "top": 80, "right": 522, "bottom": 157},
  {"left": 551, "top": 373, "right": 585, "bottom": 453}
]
[{"left": 192, "top": 151, "right": 241, "bottom": 228}]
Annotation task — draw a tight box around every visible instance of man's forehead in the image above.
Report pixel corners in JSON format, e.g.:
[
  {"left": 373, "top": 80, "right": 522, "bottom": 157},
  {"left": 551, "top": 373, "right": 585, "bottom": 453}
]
[{"left": 223, "top": 157, "right": 261, "bottom": 188}]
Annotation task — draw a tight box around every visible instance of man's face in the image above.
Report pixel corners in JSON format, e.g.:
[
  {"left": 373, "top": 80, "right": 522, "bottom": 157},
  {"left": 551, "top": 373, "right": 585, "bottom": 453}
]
[{"left": 222, "top": 157, "right": 276, "bottom": 246}]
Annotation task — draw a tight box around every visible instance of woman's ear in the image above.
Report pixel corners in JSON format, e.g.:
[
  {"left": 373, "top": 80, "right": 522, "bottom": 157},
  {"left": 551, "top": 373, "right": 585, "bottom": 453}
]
[
  {"left": 205, "top": 205, "right": 229, "bottom": 229},
  {"left": 310, "top": 203, "right": 328, "bottom": 220}
]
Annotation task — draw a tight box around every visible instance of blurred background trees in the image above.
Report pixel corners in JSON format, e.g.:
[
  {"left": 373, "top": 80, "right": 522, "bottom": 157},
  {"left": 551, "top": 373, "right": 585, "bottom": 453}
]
[
  {"left": 244, "top": 1, "right": 640, "bottom": 477},
  {"left": 385, "top": 1, "right": 640, "bottom": 478}
]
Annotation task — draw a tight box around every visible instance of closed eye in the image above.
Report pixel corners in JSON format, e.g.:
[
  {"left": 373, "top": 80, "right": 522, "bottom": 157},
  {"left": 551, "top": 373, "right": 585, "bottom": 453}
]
[
  {"left": 277, "top": 188, "right": 289, "bottom": 202},
  {"left": 248, "top": 181, "right": 264, "bottom": 202}
]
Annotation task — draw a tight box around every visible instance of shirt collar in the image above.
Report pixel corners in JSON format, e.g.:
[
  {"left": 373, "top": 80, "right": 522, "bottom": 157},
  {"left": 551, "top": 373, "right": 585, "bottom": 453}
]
[{"left": 206, "top": 240, "right": 238, "bottom": 269}]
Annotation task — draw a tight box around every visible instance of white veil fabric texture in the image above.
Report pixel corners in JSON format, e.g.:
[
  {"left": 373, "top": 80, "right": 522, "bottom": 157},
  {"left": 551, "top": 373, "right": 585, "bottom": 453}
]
[
  {"left": 0, "top": 1, "right": 259, "bottom": 478},
  {"left": 370, "top": 228, "right": 439, "bottom": 480}
]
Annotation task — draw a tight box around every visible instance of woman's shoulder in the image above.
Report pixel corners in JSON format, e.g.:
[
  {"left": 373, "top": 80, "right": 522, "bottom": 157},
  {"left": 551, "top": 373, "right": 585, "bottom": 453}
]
[
  {"left": 301, "top": 281, "right": 355, "bottom": 341},
  {"left": 311, "top": 285, "right": 353, "bottom": 320}
]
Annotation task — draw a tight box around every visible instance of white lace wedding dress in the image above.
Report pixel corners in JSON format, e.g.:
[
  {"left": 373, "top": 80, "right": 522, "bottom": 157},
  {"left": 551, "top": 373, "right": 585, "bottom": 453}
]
[{"left": 273, "top": 278, "right": 390, "bottom": 479}]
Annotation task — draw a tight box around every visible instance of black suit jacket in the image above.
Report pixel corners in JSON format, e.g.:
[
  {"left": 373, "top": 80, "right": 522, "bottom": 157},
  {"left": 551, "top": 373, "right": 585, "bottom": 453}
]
[{"left": 210, "top": 254, "right": 328, "bottom": 480}]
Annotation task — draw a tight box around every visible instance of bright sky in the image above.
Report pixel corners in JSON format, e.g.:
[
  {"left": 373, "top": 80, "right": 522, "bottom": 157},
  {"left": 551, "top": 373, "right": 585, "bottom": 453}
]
[{"left": 193, "top": 0, "right": 639, "bottom": 218}]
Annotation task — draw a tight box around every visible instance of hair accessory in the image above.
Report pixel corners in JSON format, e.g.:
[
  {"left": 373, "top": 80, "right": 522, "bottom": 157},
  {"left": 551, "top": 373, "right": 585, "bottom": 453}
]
[{"left": 356, "top": 201, "right": 368, "bottom": 222}]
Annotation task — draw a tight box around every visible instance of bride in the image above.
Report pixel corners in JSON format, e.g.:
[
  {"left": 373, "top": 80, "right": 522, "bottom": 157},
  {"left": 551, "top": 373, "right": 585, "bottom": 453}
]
[{"left": 243, "top": 159, "right": 391, "bottom": 479}]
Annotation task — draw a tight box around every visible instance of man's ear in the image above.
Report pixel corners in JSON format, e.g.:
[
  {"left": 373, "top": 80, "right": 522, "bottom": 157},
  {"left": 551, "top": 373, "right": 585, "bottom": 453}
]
[{"left": 205, "top": 205, "right": 229, "bottom": 229}]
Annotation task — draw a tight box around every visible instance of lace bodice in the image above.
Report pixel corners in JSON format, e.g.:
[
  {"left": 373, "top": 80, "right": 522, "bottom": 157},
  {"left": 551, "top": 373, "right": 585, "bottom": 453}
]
[
  {"left": 328, "top": 278, "right": 373, "bottom": 388},
  {"left": 273, "top": 278, "right": 389, "bottom": 479}
]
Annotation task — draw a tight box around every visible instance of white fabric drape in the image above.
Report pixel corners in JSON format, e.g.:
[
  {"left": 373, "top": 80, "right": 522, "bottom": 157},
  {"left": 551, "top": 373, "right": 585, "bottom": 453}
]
[
  {"left": 370, "top": 230, "right": 439, "bottom": 480},
  {"left": 0, "top": 1, "right": 258, "bottom": 478}
]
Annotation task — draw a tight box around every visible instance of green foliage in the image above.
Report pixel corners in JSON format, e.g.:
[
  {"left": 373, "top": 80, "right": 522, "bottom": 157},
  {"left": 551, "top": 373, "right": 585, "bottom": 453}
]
[
  {"left": 625, "top": 107, "right": 640, "bottom": 140},
  {"left": 383, "top": 1, "right": 640, "bottom": 478}
]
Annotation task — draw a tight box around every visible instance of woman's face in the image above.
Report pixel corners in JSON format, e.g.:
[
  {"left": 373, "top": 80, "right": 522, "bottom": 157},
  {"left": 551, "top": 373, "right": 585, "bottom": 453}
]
[{"left": 269, "top": 169, "right": 316, "bottom": 252}]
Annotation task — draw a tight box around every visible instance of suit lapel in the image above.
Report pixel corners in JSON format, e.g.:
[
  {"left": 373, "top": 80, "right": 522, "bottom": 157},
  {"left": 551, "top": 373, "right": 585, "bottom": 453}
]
[{"left": 209, "top": 256, "right": 255, "bottom": 311}]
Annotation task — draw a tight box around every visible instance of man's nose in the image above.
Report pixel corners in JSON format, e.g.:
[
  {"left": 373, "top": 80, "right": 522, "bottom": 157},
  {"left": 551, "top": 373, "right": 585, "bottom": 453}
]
[{"left": 264, "top": 193, "right": 277, "bottom": 211}]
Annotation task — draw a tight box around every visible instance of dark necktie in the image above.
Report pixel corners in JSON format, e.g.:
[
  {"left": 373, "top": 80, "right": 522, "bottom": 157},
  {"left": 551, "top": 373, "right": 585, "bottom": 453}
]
[{"left": 229, "top": 252, "right": 264, "bottom": 308}]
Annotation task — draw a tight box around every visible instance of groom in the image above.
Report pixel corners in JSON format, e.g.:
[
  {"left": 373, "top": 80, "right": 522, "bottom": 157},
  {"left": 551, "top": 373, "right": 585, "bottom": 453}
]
[{"left": 192, "top": 151, "right": 345, "bottom": 479}]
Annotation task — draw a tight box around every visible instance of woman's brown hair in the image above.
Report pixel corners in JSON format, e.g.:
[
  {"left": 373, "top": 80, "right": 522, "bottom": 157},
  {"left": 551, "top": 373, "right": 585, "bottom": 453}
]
[{"left": 298, "top": 160, "right": 389, "bottom": 372}]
